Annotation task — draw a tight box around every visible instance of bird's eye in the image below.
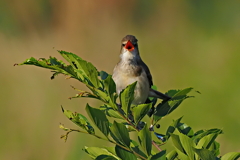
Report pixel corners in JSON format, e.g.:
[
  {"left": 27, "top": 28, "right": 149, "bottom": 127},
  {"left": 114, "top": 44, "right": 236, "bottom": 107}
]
[{"left": 122, "top": 43, "right": 126, "bottom": 47}]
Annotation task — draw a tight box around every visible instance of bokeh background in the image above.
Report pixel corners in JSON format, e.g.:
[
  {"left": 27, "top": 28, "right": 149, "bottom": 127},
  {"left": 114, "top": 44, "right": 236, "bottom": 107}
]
[{"left": 1, "top": 0, "right": 240, "bottom": 159}]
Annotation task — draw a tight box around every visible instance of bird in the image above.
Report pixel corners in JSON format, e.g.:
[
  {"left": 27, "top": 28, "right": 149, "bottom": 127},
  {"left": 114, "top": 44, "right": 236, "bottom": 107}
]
[{"left": 112, "top": 35, "right": 171, "bottom": 105}]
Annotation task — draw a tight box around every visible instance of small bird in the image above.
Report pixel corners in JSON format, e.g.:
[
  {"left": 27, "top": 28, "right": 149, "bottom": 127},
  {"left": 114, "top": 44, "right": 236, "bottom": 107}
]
[{"left": 113, "top": 35, "right": 171, "bottom": 105}]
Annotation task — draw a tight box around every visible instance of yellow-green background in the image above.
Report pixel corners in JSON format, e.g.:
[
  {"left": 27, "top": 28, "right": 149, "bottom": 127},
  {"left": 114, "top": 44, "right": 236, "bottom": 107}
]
[{"left": 1, "top": 1, "right": 240, "bottom": 159}]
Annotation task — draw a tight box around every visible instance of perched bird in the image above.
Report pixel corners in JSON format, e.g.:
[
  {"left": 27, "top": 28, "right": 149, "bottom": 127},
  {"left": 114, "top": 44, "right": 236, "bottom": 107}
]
[{"left": 112, "top": 35, "right": 171, "bottom": 105}]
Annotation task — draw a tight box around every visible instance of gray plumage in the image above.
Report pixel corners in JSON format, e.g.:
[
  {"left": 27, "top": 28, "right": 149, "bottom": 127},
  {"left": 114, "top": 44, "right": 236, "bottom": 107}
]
[{"left": 113, "top": 35, "right": 170, "bottom": 105}]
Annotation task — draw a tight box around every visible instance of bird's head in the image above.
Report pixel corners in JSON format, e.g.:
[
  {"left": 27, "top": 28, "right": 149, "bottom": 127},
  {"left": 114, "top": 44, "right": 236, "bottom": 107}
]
[{"left": 120, "top": 35, "right": 140, "bottom": 61}]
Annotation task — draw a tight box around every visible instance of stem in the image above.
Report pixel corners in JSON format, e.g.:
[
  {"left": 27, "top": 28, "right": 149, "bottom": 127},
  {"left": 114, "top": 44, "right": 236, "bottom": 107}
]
[
  {"left": 152, "top": 118, "right": 160, "bottom": 126},
  {"left": 151, "top": 118, "right": 154, "bottom": 126},
  {"left": 119, "top": 112, "right": 139, "bottom": 131},
  {"left": 149, "top": 119, "right": 164, "bottom": 152},
  {"left": 152, "top": 141, "right": 162, "bottom": 152}
]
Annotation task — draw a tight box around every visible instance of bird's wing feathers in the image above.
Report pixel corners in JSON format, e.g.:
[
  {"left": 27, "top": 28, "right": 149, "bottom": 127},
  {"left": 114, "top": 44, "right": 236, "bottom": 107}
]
[
  {"left": 139, "top": 60, "right": 171, "bottom": 100},
  {"left": 139, "top": 60, "right": 153, "bottom": 87}
]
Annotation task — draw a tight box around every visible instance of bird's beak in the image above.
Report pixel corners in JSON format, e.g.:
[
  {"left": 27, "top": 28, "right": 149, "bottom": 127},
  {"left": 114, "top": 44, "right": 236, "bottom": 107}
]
[{"left": 125, "top": 40, "right": 134, "bottom": 51}]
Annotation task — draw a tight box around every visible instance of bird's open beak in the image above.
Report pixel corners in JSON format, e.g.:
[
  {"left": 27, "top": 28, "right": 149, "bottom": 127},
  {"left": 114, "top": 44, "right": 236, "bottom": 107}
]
[{"left": 125, "top": 40, "right": 134, "bottom": 51}]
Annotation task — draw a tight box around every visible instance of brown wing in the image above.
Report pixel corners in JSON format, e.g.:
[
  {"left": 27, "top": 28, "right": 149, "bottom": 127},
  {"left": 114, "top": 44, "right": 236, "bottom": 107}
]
[{"left": 139, "top": 60, "right": 153, "bottom": 87}]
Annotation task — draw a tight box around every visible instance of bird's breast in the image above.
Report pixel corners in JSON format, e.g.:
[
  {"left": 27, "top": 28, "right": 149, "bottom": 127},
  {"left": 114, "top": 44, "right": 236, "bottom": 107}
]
[{"left": 113, "top": 63, "right": 150, "bottom": 105}]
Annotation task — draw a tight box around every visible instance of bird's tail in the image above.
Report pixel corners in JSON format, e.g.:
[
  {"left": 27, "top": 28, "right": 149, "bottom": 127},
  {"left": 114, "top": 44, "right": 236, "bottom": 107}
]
[{"left": 149, "top": 88, "right": 171, "bottom": 100}]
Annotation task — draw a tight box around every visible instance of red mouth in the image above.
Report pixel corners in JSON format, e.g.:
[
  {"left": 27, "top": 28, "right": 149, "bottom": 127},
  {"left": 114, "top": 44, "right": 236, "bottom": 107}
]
[{"left": 125, "top": 40, "right": 134, "bottom": 51}]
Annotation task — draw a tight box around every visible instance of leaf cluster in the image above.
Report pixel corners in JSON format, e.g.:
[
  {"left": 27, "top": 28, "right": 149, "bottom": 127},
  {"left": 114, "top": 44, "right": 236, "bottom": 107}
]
[{"left": 17, "top": 51, "right": 240, "bottom": 160}]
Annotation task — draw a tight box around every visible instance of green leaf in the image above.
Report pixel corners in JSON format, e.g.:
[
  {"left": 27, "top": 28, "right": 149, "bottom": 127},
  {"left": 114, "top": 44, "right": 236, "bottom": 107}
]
[
  {"left": 196, "top": 133, "right": 218, "bottom": 149},
  {"left": 120, "top": 82, "right": 137, "bottom": 115},
  {"left": 100, "top": 105, "right": 124, "bottom": 120},
  {"left": 95, "top": 155, "right": 118, "bottom": 160},
  {"left": 221, "top": 152, "right": 240, "bottom": 160},
  {"left": 74, "top": 69, "right": 99, "bottom": 87},
  {"left": 115, "top": 145, "right": 137, "bottom": 160},
  {"left": 86, "top": 104, "right": 109, "bottom": 137},
  {"left": 101, "top": 74, "right": 118, "bottom": 109},
  {"left": 165, "top": 117, "right": 183, "bottom": 139},
  {"left": 179, "top": 133, "right": 195, "bottom": 159},
  {"left": 150, "top": 150, "right": 166, "bottom": 160},
  {"left": 18, "top": 51, "right": 102, "bottom": 87},
  {"left": 169, "top": 133, "right": 185, "bottom": 153},
  {"left": 106, "top": 109, "right": 123, "bottom": 119},
  {"left": 208, "top": 141, "right": 220, "bottom": 156},
  {"left": 171, "top": 88, "right": 193, "bottom": 98},
  {"left": 195, "top": 133, "right": 221, "bottom": 157},
  {"left": 110, "top": 121, "right": 131, "bottom": 147},
  {"left": 133, "top": 103, "right": 152, "bottom": 125},
  {"left": 153, "top": 101, "right": 171, "bottom": 119},
  {"left": 88, "top": 86, "right": 109, "bottom": 102},
  {"left": 192, "top": 128, "right": 223, "bottom": 144},
  {"left": 103, "top": 147, "right": 117, "bottom": 155},
  {"left": 61, "top": 107, "right": 94, "bottom": 134},
  {"left": 84, "top": 147, "right": 119, "bottom": 160},
  {"left": 175, "top": 148, "right": 190, "bottom": 160},
  {"left": 138, "top": 124, "right": 152, "bottom": 156},
  {"left": 18, "top": 57, "right": 79, "bottom": 80},
  {"left": 168, "top": 88, "right": 193, "bottom": 114},
  {"left": 154, "top": 88, "right": 193, "bottom": 122},
  {"left": 124, "top": 123, "right": 137, "bottom": 132},
  {"left": 59, "top": 50, "right": 100, "bottom": 87},
  {"left": 177, "top": 122, "right": 194, "bottom": 137},
  {"left": 58, "top": 50, "right": 80, "bottom": 69},
  {"left": 166, "top": 150, "right": 177, "bottom": 160},
  {"left": 55, "top": 52, "right": 85, "bottom": 80},
  {"left": 193, "top": 148, "right": 216, "bottom": 160},
  {"left": 130, "top": 140, "right": 148, "bottom": 159},
  {"left": 102, "top": 74, "right": 116, "bottom": 97}
]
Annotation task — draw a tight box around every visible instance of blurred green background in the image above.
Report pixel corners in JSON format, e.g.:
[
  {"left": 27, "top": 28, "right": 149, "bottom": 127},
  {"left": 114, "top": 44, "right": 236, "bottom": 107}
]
[{"left": 1, "top": 0, "right": 240, "bottom": 159}]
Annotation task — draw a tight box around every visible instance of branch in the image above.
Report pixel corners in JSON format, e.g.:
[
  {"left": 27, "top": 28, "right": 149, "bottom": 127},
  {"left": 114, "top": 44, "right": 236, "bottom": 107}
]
[{"left": 152, "top": 140, "right": 162, "bottom": 152}]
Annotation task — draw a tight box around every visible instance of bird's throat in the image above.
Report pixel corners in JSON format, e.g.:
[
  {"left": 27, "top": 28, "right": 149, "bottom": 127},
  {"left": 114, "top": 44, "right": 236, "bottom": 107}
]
[{"left": 120, "top": 51, "right": 140, "bottom": 64}]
